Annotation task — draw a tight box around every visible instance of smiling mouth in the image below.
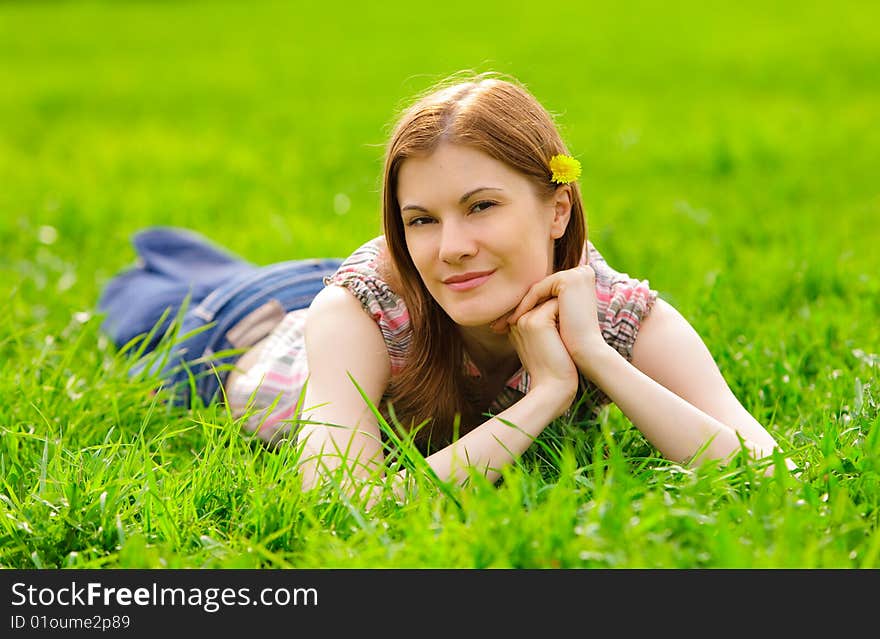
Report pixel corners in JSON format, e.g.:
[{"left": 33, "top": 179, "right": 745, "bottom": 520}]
[{"left": 443, "top": 271, "right": 495, "bottom": 292}]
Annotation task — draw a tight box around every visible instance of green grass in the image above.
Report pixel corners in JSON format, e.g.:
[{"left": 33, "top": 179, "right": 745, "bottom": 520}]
[{"left": 1, "top": 0, "right": 878, "bottom": 568}]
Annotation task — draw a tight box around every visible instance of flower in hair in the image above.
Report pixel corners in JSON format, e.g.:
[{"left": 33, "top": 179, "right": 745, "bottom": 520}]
[{"left": 549, "top": 154, "right": 581, "bottom": 184}]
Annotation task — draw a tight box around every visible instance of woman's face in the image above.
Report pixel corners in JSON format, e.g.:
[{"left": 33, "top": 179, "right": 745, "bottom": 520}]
[{"left": 397, "top": 142, "right": 571, "bottom": 327}]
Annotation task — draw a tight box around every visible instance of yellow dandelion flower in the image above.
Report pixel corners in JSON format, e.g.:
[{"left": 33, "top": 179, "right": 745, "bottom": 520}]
[{"left": 549, "top": 154, "right": 582, "bottom": 184}]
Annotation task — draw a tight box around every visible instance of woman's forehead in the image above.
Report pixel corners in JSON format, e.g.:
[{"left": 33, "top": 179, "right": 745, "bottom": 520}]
[{"left": 397, "top": 144, "right": 527, "bottom": 204}]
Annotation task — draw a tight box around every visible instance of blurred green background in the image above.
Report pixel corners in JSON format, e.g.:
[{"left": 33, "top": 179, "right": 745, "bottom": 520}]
[
  {"left": 1, "top": 0, "right": 879, "bottom": 570},
  {"left": 1, "top": 0, "right": 878, "bottom": 438}
]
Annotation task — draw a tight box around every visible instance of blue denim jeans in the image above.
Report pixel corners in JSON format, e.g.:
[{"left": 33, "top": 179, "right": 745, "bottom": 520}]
[{"left": 98, "top": 227, "right": 342, "bottom": 408}]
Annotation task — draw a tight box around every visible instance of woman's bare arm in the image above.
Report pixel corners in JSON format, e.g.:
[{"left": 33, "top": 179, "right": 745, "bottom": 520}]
[
  {"left": 297, "top": 285, "right": 391, "bottom": 491},
  {"left": 503, "top": 265, "right": 791, "bottom": 470},
  {"left": 299, "top": 287, "right": 576, "bottom": 494},
  {"left": 416, "top": 386, "right": 570, "bottom": 486},
  {"left": 584, "top": 298, "right": 788, "bottom": 466}
]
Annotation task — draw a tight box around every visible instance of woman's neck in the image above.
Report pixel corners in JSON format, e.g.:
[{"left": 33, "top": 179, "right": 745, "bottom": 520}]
[{"left": 457, "top": 324, "right": 521, "bottom": 379}]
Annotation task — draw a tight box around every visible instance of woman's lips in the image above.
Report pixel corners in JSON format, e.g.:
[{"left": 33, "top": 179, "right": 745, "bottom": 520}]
[{"left": 444, "top": 271, "right": 495, "bottom": 291}]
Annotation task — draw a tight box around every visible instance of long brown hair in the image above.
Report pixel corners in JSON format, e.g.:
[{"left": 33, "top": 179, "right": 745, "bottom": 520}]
[{"left": 381, "top": 72, "right": 587, "bottom": 452}]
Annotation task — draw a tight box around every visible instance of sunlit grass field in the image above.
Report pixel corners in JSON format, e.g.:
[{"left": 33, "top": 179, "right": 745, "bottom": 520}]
[{"left": 1, "top": 0, "right": 878, "bottom": 568}]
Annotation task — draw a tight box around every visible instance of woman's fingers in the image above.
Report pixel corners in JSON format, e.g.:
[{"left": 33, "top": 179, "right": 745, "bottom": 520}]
[
  {"left": 508, "top": 266, "right": 597, "bottom": 326},
  {"left": 491, "top": 280, "right": 552, "bottom": 333},
  {"left": 489, "top": 310, "right": 515, "bottom": 334},
  {"left": 508, "top": 297, "right": 577, "bottom": 404},
  {"left": 513, "top": 297, "right": 559, "bottom": 331},
  {"left": 507, "top": 276, "right": 559, "bottom": 325},
  {"left": 537, "top": 297, "right": 560, "bottom": 327}
]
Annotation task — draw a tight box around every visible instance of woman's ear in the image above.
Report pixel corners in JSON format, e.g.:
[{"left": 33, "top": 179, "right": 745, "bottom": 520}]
[{"left": 549, "top": 185, "right": 573, "bottom": 239}]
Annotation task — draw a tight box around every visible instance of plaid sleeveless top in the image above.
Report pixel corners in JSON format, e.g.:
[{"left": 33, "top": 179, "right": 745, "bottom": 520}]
[{"left": 226, "top": 236, "right": 658, "bottom": 442}]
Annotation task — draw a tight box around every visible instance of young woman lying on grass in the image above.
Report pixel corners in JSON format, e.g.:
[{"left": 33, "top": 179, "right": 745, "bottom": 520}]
[{"left": 99, "top": 72, "right": 791, "bottom": 499}]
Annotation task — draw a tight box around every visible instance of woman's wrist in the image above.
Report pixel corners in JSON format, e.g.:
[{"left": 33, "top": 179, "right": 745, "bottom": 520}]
[
  {"left": 525, "top": 379, "right": 578, "bottom": 420},
  {"left": 571, "top": 339, "right": 617, "bottom": 380}
]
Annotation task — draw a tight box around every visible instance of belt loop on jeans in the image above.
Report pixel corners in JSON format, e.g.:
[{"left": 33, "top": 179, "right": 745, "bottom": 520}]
[{"left": 193, "top": 305, "right": 214, "bottom": 322}]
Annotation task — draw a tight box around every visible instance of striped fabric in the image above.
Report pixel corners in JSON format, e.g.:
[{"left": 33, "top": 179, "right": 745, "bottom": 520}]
[{"left": 226, "top": 235, "right": 658, "bottom": 442}]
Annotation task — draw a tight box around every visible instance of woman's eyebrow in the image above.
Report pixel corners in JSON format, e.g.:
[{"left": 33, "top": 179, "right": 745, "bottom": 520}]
[
  {"left": 459, "top": 186, "right": 504, "bottom": 203},
  {"left": 401, "top": 187, "right": 504, "bottom": 213}
]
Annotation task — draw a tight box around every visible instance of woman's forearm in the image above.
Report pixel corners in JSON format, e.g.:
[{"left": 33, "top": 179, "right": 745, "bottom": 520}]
[
  {"left": 303, "top": 388, "right": 569, "bottom": 506},
  {"left": 576, "top": 344, "right": 770, "bottom": 465},
  {"left": 417, "top": 386, "right": 568, "bottom": 486},
  {"left": 359, "top": 388, "right": 564, "bottom": 508}
]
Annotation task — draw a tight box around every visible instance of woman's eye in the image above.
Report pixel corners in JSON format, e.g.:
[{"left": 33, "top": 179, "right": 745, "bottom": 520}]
[
  {"left": 406, "top": 202, "right": 494, "bottom": 226},
  {"left": 471, "top": 201, "right": 496, "bottom": 213}
]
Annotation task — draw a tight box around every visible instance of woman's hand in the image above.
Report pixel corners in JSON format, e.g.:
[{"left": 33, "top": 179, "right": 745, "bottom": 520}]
[
  {"left": 494, "top": 265, "right": 606, "bottom": 371},
  {"left": 507, "top": 297, "right": 579, "bottom": 418}
]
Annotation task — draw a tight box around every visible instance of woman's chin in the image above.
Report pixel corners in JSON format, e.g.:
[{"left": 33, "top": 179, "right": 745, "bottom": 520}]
[
  {"left": 438, "top": 294, "right": 520, "bottom": 328},
  {"left": 445, "top": 307, "right": 513, "bottom": 329}
]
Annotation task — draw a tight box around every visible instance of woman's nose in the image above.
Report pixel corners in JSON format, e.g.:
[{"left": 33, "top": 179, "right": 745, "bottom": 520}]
[{"left": 438, "top": 218, "right": 478, "bottom": 263}]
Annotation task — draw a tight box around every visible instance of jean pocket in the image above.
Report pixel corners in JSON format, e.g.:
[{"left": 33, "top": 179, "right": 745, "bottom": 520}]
[
  {"left": 225, "top": 299, "right": 286, "bottom": 348},
  {"left": 192, "top": 261, "right": 302, "bottom": 322}
]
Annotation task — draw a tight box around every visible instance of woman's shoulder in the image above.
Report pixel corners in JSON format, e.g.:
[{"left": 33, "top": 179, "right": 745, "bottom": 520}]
[
  {"left": 320, "top": 235, "right": 410, "bottom": 376},
  {"left": 582, "top": 239, "right": 607, "bottom": 269},
  {"left": 332, "top": 235, "right": 385, "bottom": 273},
  {"left": 324, "top": 235, "right": 404, "bottom": 297},
  {"left": 583, "top": 238, "right": 659, "bottom": 361}
]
